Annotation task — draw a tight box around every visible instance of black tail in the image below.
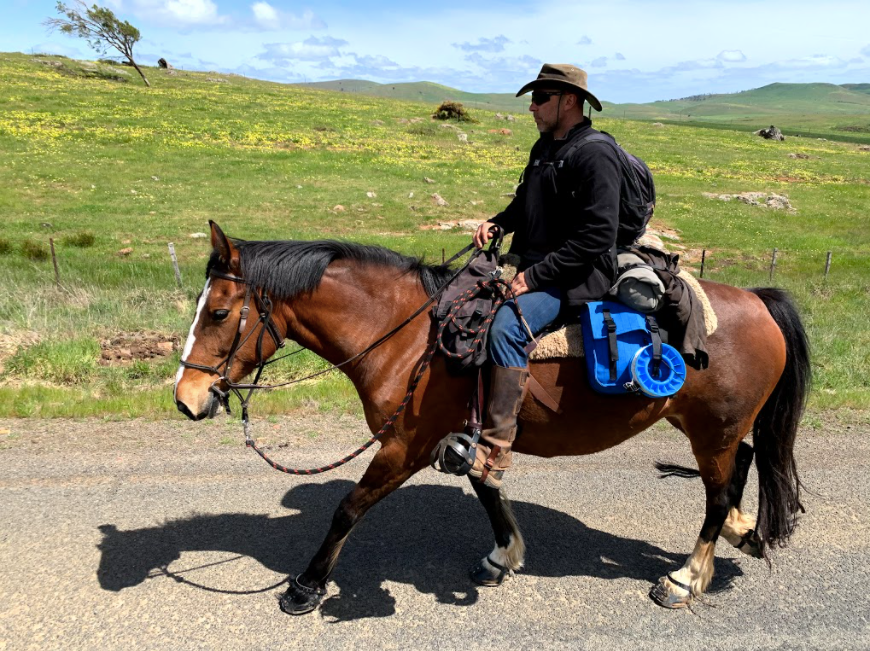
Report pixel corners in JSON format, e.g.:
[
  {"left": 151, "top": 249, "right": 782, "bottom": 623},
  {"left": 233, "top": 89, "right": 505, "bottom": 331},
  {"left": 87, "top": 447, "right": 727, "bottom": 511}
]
[
  {"left": 654, "top": 462, "right": 701, "bottom": 479},
  {"left": 749, "top": 287, "right": 811, "bottom": 558}
]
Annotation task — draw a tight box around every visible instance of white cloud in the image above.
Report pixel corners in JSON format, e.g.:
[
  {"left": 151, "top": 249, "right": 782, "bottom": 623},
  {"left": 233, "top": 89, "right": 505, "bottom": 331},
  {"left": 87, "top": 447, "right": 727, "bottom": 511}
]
[
  {"left": 162, "top": 0, "right": 221, "bottom": 24},
  {"left": 614, "top": 52, "right": 626, "bottom": 61},
  {"left": 861, "top": 44, "right": 870, "bottom": 57},
  {"left": 591, "top": 56, "right": 608, "bottom": 68},
  {"left": 718, "top": 50, "right": 747, "bottom": 63},
  {"left": 257, "top": 36, "right": 348, "bottom": 64},
  {"left": 250, "top": 3, "right": 326, "bottom": 30},
  {"left": 453, "top": 35, "right": 511, "bottom": 53},
  {"left": 577, "top": 36, "right": 592, "bottom": 46},
  {"left": 30, "top": 41, "right": 83, "bottom": 57},
  {"left": 115, "top": 0, "right": 225, "bottom": 25},
  {"left": 252, "top": 1, "right": 278, "bottom": 24}
]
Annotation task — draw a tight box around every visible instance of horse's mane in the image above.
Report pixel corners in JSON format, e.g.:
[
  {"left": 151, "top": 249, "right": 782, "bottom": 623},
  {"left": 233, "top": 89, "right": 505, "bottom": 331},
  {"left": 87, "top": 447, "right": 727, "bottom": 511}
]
[{"left": 206, "top": 239, "right": 454, "bottom": 299}]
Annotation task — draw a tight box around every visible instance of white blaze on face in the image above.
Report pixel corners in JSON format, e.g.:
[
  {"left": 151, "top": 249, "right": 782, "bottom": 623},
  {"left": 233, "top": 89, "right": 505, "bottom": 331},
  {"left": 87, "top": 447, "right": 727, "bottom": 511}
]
[{"left": 174, "top": 279, "right": 211, "bottom": 399}]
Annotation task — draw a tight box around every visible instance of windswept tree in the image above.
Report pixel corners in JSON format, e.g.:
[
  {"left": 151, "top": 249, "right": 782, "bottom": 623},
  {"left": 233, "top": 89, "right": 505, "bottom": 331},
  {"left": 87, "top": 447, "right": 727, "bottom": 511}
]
[{"left": 45, "top": 1, "right": 150, "bottom": 87}]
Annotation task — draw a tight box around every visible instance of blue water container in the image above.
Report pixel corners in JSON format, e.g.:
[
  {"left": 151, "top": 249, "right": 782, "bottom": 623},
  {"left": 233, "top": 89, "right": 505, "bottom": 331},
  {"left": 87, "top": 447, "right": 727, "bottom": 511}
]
[{"left": 629, "top": 343, "right": 687, "bottom": 398}]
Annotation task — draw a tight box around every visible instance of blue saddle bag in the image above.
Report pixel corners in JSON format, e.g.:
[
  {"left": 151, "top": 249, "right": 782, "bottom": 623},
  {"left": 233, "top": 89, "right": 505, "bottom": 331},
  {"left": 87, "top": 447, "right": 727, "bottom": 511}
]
[
  {"left": 580, "top": 301, "right": 650, "bottom": 394},
  {"left": 580, "top": 301, "right": 686, "bottom": 397}
]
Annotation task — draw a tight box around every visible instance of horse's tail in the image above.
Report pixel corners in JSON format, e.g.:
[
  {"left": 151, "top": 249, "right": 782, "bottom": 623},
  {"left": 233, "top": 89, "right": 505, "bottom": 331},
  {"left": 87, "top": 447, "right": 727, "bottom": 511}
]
[{"left": 749, "top": 287, "right": 811, "bottom": 559}]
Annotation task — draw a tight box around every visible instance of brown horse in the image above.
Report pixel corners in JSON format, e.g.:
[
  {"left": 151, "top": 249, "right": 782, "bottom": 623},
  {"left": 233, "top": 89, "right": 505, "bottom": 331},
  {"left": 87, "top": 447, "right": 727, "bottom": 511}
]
[{"left": 174, "top": 222, "right": 810, "bottom": 615}]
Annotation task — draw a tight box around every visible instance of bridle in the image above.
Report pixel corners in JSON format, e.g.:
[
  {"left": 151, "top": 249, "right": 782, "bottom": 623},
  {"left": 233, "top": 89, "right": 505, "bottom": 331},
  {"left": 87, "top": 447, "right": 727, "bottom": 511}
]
[{"left": 177, "top": 237, "right": 495, "bottom": 474}]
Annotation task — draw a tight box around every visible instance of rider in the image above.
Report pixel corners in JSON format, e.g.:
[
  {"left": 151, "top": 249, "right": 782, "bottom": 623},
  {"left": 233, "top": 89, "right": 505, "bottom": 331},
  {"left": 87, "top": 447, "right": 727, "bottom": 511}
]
[{"left": 470, "top": 63, "right": 622, "bottom": 488}]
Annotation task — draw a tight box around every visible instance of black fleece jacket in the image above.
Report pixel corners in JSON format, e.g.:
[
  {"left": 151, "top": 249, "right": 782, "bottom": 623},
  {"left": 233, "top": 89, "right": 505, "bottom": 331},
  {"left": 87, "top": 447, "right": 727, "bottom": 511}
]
[{"left": 491, "top": 118, "right": 621, "bottom": 306}]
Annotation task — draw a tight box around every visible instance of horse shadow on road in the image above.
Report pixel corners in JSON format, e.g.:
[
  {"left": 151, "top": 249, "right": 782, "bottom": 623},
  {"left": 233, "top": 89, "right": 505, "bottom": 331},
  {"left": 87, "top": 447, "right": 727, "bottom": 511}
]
[{"left": 97, "top": 480, "right": 742, "bottom": 621}]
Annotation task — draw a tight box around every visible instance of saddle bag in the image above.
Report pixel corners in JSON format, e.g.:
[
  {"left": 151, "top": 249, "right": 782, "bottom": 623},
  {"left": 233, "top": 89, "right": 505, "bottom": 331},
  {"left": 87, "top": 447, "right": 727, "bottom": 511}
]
[
  {"left": 433, "top": 243, "right": 502, "bottom": 373},
  {"left": 580, "top": 301, "right": 686, "bottom": 397}
]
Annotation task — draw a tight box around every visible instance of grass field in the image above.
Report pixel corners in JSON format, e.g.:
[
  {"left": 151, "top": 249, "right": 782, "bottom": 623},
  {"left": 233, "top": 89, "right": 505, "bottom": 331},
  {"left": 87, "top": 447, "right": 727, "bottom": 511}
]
[{"left": 1, "top": 52, "right": 868, "bottom": 417}]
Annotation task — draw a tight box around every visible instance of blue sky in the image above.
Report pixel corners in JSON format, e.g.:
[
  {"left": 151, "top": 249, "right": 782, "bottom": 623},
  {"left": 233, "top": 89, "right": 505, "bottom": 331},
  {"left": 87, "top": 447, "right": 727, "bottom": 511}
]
[{"left": 8, "top": 0, "right": 870, "bottom": 102}]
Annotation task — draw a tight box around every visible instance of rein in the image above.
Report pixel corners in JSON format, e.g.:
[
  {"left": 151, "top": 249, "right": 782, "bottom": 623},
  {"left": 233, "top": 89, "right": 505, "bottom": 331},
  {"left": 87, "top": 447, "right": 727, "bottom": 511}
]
[{"left": 180, "top": 240, "right": 502, "bottom": 475}]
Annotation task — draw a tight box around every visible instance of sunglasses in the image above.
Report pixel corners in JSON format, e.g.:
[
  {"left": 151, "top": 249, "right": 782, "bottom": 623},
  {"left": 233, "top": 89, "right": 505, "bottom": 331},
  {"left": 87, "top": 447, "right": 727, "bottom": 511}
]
[{"left": 530, "top": 91, "right": 563, "bottom": 106}]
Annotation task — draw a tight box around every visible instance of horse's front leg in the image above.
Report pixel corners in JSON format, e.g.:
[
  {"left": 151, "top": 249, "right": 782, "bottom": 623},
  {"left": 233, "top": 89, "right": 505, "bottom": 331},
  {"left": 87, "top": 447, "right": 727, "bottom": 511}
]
[
  {"left": 467, "top": 478, "right": 526, "bottom": 586},
  {"left": 280, "top": 440, "right": 425, "bottom": 615}
]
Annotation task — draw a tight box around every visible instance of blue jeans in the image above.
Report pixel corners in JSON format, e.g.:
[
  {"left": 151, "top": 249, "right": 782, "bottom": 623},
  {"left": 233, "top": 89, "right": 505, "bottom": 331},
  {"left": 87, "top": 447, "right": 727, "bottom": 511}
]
[{"left": 489, "top": 287, "right": 563, "bottom": 368}]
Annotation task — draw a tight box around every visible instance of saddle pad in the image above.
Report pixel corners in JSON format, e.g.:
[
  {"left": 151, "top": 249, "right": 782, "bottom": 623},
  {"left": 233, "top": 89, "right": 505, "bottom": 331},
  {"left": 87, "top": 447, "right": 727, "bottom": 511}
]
[{"left": 529, "top": 270, "right": 716, "bottom": 362}]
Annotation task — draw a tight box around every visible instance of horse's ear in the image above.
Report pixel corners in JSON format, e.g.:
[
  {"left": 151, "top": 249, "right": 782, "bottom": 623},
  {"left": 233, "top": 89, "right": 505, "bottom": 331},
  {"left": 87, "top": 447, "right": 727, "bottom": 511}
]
[{"left": 209, "top": 221, "right": 239, "bottom": 269}]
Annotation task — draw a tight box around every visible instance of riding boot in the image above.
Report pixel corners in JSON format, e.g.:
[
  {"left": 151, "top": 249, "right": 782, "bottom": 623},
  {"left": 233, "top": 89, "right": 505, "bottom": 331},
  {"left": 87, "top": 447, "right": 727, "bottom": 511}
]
[{"left": 469, "top": 365, "right": 530, "bottom": 489}]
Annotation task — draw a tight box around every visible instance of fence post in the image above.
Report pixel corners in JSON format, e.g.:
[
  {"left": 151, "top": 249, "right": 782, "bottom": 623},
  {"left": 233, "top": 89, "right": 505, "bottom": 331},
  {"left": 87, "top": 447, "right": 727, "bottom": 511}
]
[
  {"left": 49, "top": 237, "right": 60, "bottom": 289},
  {"left": 824, "top": 251, "right": 832, "bottom": 280},
  {"left": 769, "top": 248, "right": 778, "bottom": 282},
  {"left": 168, "top": 242, "right": 182, "bottom": 288},
  {"left": 442, "top": 248, "right": 445, "bottom": 265},
  {"left": 699, "top": 249, "right": 706, "bottom": 278}
]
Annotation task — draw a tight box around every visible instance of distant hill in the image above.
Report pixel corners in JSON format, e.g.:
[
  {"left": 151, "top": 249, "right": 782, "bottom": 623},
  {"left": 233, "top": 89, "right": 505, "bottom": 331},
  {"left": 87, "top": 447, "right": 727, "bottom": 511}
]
[
  {"left": 294, "top": 79, "right": 529, "bottom": 113},
  {"left": 296, "top": 80, "right": 870, "bottom": 142}
]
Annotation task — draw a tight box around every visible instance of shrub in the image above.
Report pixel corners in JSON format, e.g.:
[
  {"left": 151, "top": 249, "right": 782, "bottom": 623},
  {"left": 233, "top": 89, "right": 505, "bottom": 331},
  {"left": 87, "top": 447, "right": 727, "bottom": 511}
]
[
  {"left": 21, "top": 240, "right": 49, "bottom": 261},
  {"left": 63, "top": 231, "right": 96, "bottom": 248},
  {"left": 0, "top": 238, "right": 12, "bottom": 255},
  {"left": 432, "top": 101, "right": 475, "bottom": 122}
]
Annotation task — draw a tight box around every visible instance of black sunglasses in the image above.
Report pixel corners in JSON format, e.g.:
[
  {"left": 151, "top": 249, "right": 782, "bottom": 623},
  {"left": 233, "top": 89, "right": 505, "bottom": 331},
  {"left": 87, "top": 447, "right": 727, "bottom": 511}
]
[{"left": 530, "top": 91, "right": 563, "bottom": 106}]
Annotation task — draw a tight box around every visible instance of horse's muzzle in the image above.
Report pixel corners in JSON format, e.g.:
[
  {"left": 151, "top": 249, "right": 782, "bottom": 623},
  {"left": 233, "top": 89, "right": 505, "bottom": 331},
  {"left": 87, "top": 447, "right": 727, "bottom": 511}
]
[{"left": 175, "top": 392, "right": 221, "bottom": 421}]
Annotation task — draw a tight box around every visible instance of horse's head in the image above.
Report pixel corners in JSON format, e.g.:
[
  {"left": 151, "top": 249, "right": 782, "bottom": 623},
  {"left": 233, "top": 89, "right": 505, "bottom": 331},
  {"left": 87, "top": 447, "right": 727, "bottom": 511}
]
[{"left": 174, "top": 221, "right": 285, "bottom": 420}]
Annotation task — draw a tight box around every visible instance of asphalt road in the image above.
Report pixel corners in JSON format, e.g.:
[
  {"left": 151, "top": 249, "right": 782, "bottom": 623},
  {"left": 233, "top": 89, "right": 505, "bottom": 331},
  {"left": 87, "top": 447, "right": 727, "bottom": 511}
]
[{"left": 1, "top": 413, "right": 868, "bottom": 651}]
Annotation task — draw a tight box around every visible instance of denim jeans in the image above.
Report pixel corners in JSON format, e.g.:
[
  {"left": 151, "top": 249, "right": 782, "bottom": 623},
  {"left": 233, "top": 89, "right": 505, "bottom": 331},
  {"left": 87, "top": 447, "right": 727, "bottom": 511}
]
[{"left": 488, "top": 287, "right": 563, "bottom": 368}]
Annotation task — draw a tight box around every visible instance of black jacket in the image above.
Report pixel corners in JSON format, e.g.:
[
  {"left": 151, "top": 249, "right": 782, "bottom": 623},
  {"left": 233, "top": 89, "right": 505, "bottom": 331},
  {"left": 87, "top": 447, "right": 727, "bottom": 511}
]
[{"left": 491, "top": 118, "right": 621, "bottom": 306}]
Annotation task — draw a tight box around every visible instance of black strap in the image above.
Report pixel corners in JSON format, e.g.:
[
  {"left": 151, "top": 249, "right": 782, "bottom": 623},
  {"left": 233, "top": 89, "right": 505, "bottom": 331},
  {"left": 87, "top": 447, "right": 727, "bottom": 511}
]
[
  {"left": 666, "top": 572, "right": 693, "bottom": 594},
  {"left": 646, "top": 315, "right": 662, "bottom": 378},
  {"left": 602, "top": 308, "right": 618, "bottom": 381}
]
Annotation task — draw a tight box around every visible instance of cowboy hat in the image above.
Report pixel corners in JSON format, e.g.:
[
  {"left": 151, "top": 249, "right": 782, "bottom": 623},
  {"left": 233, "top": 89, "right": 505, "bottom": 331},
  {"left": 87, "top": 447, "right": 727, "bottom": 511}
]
[{"left": 516, "top": 63, "right": 603, "bottom": 112}]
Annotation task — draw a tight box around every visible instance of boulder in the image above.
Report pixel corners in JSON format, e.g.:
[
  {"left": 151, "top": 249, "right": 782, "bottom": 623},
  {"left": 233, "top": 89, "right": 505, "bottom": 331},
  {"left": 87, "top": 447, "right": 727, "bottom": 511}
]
[
  {"left": 157, "top": 58, "right": 172, "bottom": 69},
  {"left": 755, "top": 125, "right": 785, "bottom": 141}
]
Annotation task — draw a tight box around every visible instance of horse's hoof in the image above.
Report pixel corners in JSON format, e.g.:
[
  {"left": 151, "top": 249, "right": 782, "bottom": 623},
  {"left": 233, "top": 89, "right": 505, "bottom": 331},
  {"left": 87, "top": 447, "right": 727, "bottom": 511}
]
[
  {"left": 279, "top": 575, "right": 326, "bottom": 615},
  {"left": 738, "top": 531, "right": 764, "bottom": 559},
  {"left": 470, "top": 556, "right": 509, "bottom": 587},
  {"left": 649, "top": 575, "right": 692, "bottom": 609}
]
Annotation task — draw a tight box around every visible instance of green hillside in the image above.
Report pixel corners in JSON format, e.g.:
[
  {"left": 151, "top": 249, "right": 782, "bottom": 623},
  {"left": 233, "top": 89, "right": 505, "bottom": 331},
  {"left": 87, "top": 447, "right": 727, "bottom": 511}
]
[
  {"left": 295, "top": 79, "right": 529, "bottom": 113},
  {"left": 0, "top": 52, "right": 868, "bottom": 415},
  {"left": 300, "top": 79, "right": 870, "bottom": 143}
]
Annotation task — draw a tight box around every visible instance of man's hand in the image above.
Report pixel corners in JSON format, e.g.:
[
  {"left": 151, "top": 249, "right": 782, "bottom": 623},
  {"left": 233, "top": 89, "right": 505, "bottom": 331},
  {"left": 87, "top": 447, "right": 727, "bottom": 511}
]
[
  {"left": 510, "top": 271, "right": 530, "bottom": 297},
  {"left": 473, "top": 221, "right": 498, "bottom": 249}
]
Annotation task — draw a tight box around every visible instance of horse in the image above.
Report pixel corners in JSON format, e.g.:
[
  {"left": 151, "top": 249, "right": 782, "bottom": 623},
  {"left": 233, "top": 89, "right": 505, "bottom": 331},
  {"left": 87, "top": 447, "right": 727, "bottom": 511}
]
[{"left": 174, "top": 221, "right": 810, "bottom": 615}]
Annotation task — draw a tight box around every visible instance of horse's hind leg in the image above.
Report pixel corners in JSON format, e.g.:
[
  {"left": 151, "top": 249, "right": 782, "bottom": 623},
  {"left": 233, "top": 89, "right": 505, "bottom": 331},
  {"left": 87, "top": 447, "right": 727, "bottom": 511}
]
[
  {"left": 719, "top": 442, "right": 763, "bottom": 558},
  {"left": 467, "top": 479, "right": 526, "bottom": 586},
  {"left": 651, "top": 437, "right": 746, "bottom": 608}
]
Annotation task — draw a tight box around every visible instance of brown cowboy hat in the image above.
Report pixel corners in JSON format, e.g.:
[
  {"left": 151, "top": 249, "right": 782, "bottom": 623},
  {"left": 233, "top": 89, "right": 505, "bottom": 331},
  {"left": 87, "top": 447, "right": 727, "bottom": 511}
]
[{"left": 516, "top": 63, "right": 603, "bottom": 112}]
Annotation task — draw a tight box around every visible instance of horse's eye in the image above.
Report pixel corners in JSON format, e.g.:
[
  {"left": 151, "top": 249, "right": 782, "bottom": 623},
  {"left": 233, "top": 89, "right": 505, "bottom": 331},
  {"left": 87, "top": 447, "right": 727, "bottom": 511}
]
[{"left": 212, "top": 309, "right": 230, "bottom": 321}]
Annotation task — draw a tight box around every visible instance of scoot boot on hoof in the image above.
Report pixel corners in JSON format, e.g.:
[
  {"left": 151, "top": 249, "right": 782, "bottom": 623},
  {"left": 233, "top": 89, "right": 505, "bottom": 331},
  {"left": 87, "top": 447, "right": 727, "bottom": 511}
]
[
  {"left": 649, "top": 573, "right": 693, "bottom": 609},
  {"left": 469, "top": 556, "right": 510, "bottom": 587},
  {"left": 469, "top": 366, "right": 529, "bottom": 489},
  {"left": 279, "top": 575, "right": 326, "bottom": 615}
]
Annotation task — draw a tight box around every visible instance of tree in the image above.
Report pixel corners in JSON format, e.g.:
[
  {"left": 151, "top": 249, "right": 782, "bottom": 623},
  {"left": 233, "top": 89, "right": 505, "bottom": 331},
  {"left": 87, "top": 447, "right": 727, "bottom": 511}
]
[{"left": 45, "top": 1, "right": 150, "bottom": 87}]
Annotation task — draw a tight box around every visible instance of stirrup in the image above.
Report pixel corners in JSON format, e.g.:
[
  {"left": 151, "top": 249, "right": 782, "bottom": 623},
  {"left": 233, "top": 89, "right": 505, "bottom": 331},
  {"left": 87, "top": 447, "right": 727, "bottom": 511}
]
[{"left": 430, "top": 429, "right": 480, "bottom": 476}]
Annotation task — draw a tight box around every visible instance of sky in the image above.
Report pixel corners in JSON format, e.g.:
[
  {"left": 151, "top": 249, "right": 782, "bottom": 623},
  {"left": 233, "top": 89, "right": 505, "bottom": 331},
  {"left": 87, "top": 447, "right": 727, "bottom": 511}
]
[{"left": 6, "top": 0, "right": 870, "bottom": 103}]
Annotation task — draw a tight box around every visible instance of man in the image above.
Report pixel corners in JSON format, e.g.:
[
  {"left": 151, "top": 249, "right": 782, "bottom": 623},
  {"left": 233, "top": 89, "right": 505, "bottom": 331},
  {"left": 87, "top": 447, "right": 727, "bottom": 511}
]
[{"left": 469, "top": 63, "right": 622, "bottom": 488}]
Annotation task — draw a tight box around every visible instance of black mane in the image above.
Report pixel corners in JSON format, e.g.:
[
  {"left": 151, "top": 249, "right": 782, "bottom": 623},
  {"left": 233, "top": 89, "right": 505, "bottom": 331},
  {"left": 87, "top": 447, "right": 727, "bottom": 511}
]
[{"left": 206, "top": 239, "right": 454, "bottom": 299}]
